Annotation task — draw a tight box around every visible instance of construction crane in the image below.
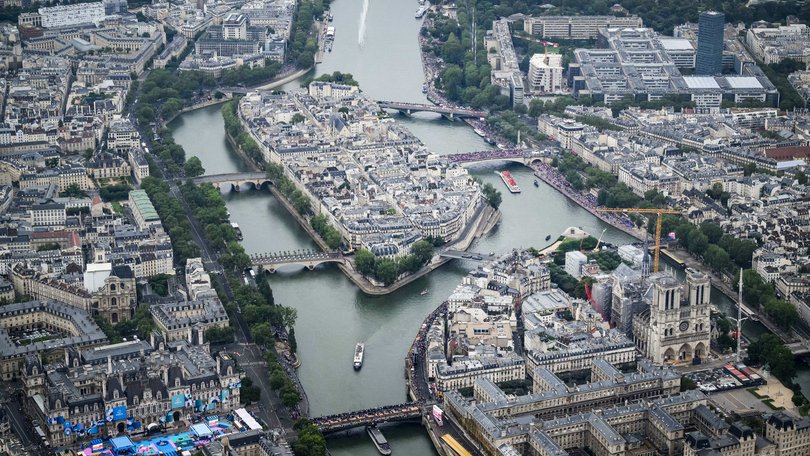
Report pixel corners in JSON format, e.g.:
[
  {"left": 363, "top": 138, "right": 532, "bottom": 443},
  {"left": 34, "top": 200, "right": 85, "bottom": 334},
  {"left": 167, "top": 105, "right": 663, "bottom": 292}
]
[
  {"left": 594, "top": 228, "right": 608, "bottom": 250},
  {"left": 595, "top": 208, "right": 681, "bottom": 273}
]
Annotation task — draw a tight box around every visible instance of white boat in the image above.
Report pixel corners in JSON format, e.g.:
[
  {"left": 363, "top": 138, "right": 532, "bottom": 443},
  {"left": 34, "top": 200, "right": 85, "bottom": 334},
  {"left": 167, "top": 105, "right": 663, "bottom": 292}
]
[
  {"left": 367, "top": 425, "right": 392, "bottom": 455},
  {"left": 230, "top": 222, "right": 243, "bottom": 240},
  {"left": 354, "top": 342, "right": 365, "bottom": 370},
  {"left": 473, "top": 128, "right": 486, "bottom": 138},
  {"left": 415, "top": 3, "right": 428, "bottom": 18},
  {"left": 420, "top": 289, "right": 429, "bottom": 296}
]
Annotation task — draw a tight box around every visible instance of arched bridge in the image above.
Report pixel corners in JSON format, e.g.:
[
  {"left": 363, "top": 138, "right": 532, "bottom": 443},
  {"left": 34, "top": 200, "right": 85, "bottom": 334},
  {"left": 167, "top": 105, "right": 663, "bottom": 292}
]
[
  {"left": 192, "top": 172, "right": 272, "bottom": 192},
  {"left": 251, "top": 250, "right": 345, "bottom": 273},
  {"left": 378, "top": 101, "right": 487, "bottom": 121},
  {"left": 445, "top": 148, "right": 544, "bottom": 166},
  {"left": 311, "top": 402, "right": 424, "bottom": 433},
  {"left": 440, "top": 250, "right": 498, "bottom": 262}
]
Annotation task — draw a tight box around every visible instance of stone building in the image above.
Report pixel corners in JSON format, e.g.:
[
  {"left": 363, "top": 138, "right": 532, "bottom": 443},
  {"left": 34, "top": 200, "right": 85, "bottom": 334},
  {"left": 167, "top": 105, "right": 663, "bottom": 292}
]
[{"left": 632, "top": 268, "right": 712, "bottom": 364}]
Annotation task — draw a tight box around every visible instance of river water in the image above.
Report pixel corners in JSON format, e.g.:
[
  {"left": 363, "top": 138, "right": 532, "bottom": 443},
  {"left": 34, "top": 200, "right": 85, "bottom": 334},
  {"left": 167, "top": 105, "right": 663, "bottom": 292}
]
[{"left": 168, "top": 0, "right": 802, "bottom": 452}]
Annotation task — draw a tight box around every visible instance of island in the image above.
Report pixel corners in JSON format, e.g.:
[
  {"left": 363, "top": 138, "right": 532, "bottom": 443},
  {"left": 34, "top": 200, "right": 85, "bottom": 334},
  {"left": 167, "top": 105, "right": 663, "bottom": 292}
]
[{"left": 236, "top": 81, "right": 500, "bottom": 291}]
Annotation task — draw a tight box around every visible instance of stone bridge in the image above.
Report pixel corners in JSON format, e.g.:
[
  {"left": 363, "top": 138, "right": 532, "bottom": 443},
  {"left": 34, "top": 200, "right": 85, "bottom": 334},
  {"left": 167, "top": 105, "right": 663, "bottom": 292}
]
[
  {"left": 192, "top": 173, "right": 272, "bottom": 192},
  {"left": 251, "top": 250, "right": 345, "bottom": 273},
  {"left": 378, "top": 101, "right": 488, "bottom": 121},
  {"left": 311, "top": 402, "right": 425, "bottom": 433},
  {"left": 439, "top": 250, "right": 498, "bottom": 262},
  {"left": 445, "top": 148, "right": 545, "bottom": 166}
]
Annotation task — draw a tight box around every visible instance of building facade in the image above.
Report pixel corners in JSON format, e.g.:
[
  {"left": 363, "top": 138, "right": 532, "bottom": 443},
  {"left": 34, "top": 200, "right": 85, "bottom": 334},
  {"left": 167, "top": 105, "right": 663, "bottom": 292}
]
[
  {"left": 632, "top": 268, "right": 712, "bottom": 364},
  {"left": 696, "top": 11, "right": 725, "bottom": 75}
]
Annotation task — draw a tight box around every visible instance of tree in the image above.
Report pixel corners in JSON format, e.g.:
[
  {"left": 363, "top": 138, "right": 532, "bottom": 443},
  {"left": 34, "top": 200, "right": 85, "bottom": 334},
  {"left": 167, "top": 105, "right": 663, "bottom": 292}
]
[
  {"left": 481, "top": 182, "right": 502, "bottom": 209},
  {"left": 528, "top": 98, "right": 545, "bottom": 117},
  {"left": 281, "top": 386, "right": 301, "bottom": 407},
  {"left": 441, "top": 33, "right": 465, "bottom": 65},
  {"left": 746, "top": 333, "right": 795, "bottom": 382},
  {"left": 289, "top": 327, "right": 297, "bottom": 353},
  {"left": 700, "top": 222, "right": 724, "bottom": 244},
  {"left": 292, "top": 113, "right": 306, "bottom": 124},
  {"left": 411, "top": 240, "right": 434, "bottom": 265},
  {"left": 269, "top": 370, "right": 286, "bottom": 390},
  {"left": 687, "top": 232, "right": 709, "bottom": 257},
  {"left": 355, "top": 249, "right": 376, "bottom": 276},
  {"left": 375, "top": 258, "right": 400, "bottom": 285},
  {"left": 60, "top": 183, "right": 87, "bottom": 198},
  {"left": 184, "top": 156, "right": 205, "bottom": 177},
  {"left": 796, "top": 171, "right": 808, "bottom": 185},
  {"left": 292, "top": 420, "right": 327, "bottom": 456}
]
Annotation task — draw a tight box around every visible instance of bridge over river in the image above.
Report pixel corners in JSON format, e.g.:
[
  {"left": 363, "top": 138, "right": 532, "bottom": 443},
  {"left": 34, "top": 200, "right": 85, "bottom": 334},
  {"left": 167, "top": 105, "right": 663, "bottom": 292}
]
[
  {"left": 192, "top": 172, "right": 271, "bottom": 191},
  {"left": 311, "top": 402, "right": 425, "bottom": 433},
  {"left": 250, "top": 250, "right": 344, "bottom": 272},
  {"left": 377, "top": 101, "right": 487, "bottom": 121}
]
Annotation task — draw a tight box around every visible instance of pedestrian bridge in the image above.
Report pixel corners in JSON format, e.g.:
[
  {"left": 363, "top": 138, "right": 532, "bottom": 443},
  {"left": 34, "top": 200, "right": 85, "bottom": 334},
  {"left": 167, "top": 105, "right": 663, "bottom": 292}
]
[
  {"left": 440, "top": 250, "right": 497, "bottom": 262},
  {"left": 445, "top": 148, "right": 544, "bottom": 166},
  {"left": 192, "top": 172, "right": 272, "bottom": 192},
  {"left": 251, "top": 250, "right": 345, "bottom": 273},
  {"left": 311, "top": 402, "right": 424, "bottom": 433},
  {"left": 378, "top": 101, "right": 487, "bottom": 121}
]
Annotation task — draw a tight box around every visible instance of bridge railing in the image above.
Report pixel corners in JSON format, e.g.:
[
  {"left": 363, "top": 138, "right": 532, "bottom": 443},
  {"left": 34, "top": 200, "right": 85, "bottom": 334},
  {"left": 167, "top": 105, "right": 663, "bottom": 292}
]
[
  {"left": 311, "top": 403, "right": 423, "bottom": 426},
  {"left": 250, "top": 251, "right": 343, "bottom": 262}
]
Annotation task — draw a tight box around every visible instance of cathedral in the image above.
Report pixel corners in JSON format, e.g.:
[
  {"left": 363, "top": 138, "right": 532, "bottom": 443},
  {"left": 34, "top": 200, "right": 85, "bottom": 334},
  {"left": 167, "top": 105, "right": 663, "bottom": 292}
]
[{"left": 632, "top": 268, "right": 712, "bottom": 364}]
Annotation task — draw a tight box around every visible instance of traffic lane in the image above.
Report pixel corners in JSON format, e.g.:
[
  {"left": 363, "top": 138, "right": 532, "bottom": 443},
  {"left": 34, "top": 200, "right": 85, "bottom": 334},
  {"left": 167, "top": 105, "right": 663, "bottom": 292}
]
[
  {"left": 243, "top": 363, "right": 280, "bottom": 428},
  {"left": 4, "top": 401, "right": 34, "bottom": 447}
]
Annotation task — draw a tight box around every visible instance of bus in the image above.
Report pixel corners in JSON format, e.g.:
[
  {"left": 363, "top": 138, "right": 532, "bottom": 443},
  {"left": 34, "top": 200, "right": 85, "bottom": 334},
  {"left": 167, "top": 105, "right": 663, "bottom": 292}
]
[{"left": 441, "top": 434, "right": 472, "bottom": 456}]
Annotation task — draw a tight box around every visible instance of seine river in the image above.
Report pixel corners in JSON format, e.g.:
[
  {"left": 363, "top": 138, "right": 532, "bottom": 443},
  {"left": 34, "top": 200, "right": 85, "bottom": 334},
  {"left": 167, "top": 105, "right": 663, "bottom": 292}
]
[{"left": 168, "top": 0, "right": 804, "bottom": 451}]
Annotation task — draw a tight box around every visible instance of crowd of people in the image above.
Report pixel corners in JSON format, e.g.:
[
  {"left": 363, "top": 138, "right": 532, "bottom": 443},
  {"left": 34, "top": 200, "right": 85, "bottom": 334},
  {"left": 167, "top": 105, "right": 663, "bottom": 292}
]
[
  {"left": 312, "top": 403, "right": 422, "bottom": 428},
  {"left": 533, "top": 162, "right": 641, "bottom": 236},
  {"left": 447, "top": 148, "right": 527, "bottom": 163},
  {"left": 408, "top": 302, "right": 448, "bottom": 402}
]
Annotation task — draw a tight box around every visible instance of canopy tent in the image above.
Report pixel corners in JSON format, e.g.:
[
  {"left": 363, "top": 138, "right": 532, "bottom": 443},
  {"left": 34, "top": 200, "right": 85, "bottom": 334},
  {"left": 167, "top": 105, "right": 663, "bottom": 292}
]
[
  {"left": 110, "top": 436, "right": 135, "bottom": 455},
  {"left": 190, "top": 423, "right": 212, "bottom": 439}
]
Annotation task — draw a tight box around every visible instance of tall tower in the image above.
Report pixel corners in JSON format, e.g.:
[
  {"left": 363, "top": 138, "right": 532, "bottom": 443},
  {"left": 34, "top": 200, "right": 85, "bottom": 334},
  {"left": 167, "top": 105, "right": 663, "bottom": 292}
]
[{"left": 696, "top": 11, "right": 725, "bottom": 75}]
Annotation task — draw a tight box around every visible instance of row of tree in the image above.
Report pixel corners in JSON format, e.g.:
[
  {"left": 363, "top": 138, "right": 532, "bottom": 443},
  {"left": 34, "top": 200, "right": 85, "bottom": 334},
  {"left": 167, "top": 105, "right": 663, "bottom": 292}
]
[
  {"left": 354, "top": 241, "right": 435, "bottom": 285},
  {"left": 141, "top": 177, "right": 201, "bottom": 262},
  {"left": 265, "top": 351, "right": 302, "bottom": 407},
  {"left": 222, "top": 100, "right": 265, "bottom": 164},
  {"left": 266, "top": 162, "right": 313, "bottom": 215},
  {"left": 310, "top": 214, "right": 342, "bottom": 250},
  {"left": 286, "top": 0, "right": 331, "bottom": 68}
]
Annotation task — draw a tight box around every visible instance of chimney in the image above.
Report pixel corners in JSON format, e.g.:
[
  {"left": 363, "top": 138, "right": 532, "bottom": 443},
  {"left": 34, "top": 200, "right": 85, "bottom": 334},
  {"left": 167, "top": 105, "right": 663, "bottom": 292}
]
[{"left": 107, "top": 356, "right": 112, "bottom": 375}]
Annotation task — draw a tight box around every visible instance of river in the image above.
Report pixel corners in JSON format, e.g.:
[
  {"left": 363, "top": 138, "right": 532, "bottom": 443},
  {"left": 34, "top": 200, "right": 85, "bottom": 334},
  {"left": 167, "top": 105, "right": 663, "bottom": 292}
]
[{"left": 167, "top": 0, "right": 799, "bottom": 452}]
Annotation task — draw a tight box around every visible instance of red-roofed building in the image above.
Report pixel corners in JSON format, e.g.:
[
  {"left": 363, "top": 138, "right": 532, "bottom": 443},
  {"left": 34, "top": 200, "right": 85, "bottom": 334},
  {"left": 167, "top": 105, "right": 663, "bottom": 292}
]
[{"left": 765, "top": 146, "right": 810, "bottom": 161}]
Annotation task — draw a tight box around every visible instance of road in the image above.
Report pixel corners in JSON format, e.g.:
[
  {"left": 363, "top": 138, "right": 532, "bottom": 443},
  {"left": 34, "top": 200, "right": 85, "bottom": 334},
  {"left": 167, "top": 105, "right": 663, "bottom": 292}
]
[{"left": 3, "top": 393, "right": 38, "bottom": 449}]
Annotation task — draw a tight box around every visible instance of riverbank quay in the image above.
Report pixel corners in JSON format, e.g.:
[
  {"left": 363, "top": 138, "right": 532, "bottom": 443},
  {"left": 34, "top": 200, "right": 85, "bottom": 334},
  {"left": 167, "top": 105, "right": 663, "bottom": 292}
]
[
  {"left": 532, "top": 162, "right": 646, "bottom": 240},
  {"left": 668, "top": 245, "right": 807, "bottom": 345}
]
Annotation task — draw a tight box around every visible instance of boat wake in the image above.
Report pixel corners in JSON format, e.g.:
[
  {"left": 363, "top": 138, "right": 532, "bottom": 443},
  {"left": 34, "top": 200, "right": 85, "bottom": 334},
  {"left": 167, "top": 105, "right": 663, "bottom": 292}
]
[{"left": 358, "top": 0, "right": 369, "bottom": 46}]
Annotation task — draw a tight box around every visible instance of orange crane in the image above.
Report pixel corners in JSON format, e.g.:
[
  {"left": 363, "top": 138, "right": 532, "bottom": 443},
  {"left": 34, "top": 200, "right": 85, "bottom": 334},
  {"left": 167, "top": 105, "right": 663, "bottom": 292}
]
[{"left": 595, "top": 208, "right": 681, "bottom": 273}]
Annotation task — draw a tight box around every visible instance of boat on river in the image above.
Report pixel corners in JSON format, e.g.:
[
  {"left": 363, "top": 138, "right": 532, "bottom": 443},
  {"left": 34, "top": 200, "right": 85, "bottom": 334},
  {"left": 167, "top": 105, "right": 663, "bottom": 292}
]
[
  {"left": 420, "top": 289, "right": 429, "bottom": 296},
  {"left": 367, "top": 425, "right": 392, "bottom": 455},
  {"left": 230, "top": 222, "right": 243, "bottom": 240},
  {"left": 545, "top": 234, "right": 552, "bottom": 241},
  {"left": 497, "top": 170, "right": 521, "bottom": 193},
  {"left": 354, "top": 342, "right": 365, "bottom": 370},
  {"left": 415, "top": 3, "right": 429, "bottom": 18},
  {"left": 534, "top": 180, "right": 539, "bottom": 187}
]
